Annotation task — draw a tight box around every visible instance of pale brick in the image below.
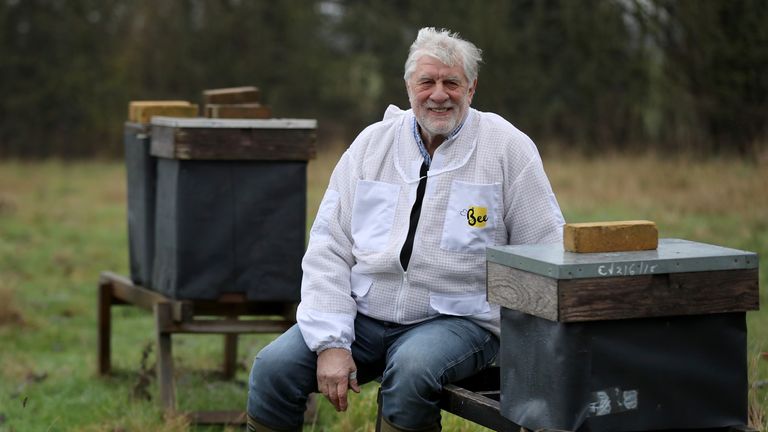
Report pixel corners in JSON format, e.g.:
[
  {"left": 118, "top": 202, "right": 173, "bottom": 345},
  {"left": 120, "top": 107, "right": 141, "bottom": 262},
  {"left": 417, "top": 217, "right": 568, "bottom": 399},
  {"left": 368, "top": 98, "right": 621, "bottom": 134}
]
[
  {"left": 128, "top": 101, "right": 198, "bottom": 124},
  {"left": 564, "top": 220, "right": 658, "bottom": 253}
]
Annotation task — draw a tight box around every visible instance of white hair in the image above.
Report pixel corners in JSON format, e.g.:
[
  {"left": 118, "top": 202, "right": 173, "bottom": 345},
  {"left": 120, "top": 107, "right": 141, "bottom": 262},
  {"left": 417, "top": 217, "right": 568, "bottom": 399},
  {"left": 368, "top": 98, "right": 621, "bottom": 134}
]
[{"left": 403, "top": 27, "right": 483, "bottom": 83}]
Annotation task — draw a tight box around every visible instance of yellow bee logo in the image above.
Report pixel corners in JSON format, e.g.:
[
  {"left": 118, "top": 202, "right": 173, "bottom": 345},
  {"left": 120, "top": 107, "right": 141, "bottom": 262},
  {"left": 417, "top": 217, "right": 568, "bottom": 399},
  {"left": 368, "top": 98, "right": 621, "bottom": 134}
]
[{"left": 461, "top": 206, "right": 488, "bottom": 228}]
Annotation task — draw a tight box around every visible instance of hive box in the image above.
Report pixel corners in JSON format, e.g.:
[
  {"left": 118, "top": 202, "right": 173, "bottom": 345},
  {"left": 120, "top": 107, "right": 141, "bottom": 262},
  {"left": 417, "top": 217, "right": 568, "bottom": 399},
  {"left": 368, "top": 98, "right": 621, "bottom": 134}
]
[
  {"left": 124, "top": 102, "right": 198, "bottom": 287},
  {"left": 487, "top": 239, "right": 759, "bottom": 431},
  {"left": 146, "top": 116, "right": 316, "bottom": 301},
  {"left": 124, "top": 122, "right": 156, "bottom": 287}
]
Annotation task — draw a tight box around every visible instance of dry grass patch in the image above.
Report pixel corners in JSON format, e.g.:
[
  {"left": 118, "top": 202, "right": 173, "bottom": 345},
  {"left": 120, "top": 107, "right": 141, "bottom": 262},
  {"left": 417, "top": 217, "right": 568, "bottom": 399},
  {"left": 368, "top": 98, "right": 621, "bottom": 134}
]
[
  {"left": 546, "top": 152, "right": 767, "bottom": 222},
  {"left": 543, "top": 152, "right": 768, "bottom": 254},
  {"left": 750, "top": 353, "right": 768, "bottom": 430},
  {"left": 0, "top": 193, "right": 17, "bottom": 216},
  {"left": 0, "top": 283, "right": 23, "bottom": 326}
]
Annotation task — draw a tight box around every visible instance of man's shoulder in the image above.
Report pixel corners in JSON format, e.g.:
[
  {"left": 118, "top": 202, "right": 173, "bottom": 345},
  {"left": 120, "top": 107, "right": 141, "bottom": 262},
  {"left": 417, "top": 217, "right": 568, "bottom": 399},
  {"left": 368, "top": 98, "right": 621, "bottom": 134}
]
[
  {"left": 473, "top": 109, "right": 537, "bottom": 156},
  {"left": 475, "top": 109, "right": 527, "bottom": 137},
  {"left": 366, "top": 105, "right": 410, "bottom": 135},
  {"left": 349, "top": 106, "right": 409, "bottom": 149}
]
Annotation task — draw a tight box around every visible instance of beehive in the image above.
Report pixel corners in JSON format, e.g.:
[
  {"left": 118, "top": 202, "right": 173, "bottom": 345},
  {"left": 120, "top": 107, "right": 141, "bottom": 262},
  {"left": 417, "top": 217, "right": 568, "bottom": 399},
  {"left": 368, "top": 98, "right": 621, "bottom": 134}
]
[
  {"left": 147, "top": 116, "right": 316, "bottom": 301},
  {"left": 486, "top": 239, "right": 759, "bottom": 431}
]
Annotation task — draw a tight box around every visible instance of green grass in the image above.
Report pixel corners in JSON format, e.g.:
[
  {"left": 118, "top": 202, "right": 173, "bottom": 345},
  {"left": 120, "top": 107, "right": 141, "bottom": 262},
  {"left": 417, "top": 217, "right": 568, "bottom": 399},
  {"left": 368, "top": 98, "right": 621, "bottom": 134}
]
[{"left": 0, "top": 151, "right": 766, "bottom": 431}]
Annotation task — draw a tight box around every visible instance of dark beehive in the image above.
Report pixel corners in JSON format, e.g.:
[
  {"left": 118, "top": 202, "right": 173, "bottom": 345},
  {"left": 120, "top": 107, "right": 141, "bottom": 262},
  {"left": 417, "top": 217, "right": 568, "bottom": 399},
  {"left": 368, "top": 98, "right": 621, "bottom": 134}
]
[
  {"left": 124, "top": 122, "right": 156, "bottom": 287},
  {"left": 487, "top": 239, "right": 759, "bottom": 431},
  {"left": 136, "top": 116, "right": 315, "bottom": 301}
]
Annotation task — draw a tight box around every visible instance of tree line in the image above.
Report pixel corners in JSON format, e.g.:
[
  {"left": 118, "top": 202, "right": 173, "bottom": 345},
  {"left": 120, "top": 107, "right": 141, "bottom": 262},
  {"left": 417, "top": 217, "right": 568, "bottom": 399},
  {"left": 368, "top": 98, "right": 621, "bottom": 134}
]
[{"left": 0, "top": 0, "right": 766, "bottom": 158}]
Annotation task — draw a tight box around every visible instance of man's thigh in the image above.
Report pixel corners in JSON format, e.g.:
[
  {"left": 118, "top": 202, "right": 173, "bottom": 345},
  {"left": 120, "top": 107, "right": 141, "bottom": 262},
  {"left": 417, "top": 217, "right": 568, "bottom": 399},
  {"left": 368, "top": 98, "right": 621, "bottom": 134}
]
[
  {"left": 249, "top": 324, "right": 319, "bottom": 392},
  {"left": 385, "top": 316, "right": 499, "bottom": 385},
  {"left": 350, "top": 313, "right": 389, "bottom": 384}
]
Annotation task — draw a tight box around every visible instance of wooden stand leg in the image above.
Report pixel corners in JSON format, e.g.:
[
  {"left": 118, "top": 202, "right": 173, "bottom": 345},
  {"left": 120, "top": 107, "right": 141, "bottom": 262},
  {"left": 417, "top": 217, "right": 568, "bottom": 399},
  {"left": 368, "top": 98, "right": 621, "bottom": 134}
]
[
  {"left": 97, "top": 279, "right": 113, "bottom": 376},
  {"left": 223, "top": 315, "right": 238, "bottom": 379},
  {"left": 155, "top": 302, "right": 177, "bottom": 414}
]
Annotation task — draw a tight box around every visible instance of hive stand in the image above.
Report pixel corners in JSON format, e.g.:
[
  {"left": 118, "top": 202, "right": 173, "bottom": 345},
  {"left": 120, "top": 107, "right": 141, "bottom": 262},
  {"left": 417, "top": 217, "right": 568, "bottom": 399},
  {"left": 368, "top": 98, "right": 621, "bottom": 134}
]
[{"left": 96, "top": 271, "right": 301, "bottom": 425}]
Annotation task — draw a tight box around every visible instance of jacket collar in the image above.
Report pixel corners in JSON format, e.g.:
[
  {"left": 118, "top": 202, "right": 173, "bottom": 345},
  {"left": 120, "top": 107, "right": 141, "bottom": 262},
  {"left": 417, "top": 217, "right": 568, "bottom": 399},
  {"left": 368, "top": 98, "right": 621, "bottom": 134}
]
[{"left": 393, "top": 108, "right": 478, "bottom": 183}]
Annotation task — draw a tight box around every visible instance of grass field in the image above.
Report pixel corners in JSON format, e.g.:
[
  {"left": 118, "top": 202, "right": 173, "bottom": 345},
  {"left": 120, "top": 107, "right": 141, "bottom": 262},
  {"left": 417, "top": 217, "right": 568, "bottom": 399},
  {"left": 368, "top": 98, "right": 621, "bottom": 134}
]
[{"left": 0, "top": 149, "right": 766, "bottom": 431}]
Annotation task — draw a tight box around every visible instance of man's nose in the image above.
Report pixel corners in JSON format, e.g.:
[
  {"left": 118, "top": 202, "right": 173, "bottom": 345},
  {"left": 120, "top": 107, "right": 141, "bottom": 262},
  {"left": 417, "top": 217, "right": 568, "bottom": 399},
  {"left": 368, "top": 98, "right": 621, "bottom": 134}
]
[{"left": 430, "top": 84, "right": 449, "bottom": 103}]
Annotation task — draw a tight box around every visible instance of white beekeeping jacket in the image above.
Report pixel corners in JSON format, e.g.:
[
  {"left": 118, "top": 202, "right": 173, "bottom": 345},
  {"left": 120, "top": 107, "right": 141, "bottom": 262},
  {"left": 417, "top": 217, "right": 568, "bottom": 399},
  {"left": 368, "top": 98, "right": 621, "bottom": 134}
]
[{"left": 297, "top": 106, "right": 564, "bottom": 353}]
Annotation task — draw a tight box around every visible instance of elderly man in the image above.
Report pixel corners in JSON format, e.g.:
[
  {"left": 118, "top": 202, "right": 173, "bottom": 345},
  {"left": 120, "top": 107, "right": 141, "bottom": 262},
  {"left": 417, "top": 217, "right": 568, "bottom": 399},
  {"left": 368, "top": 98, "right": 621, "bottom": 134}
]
[{"left": 247, "top": 27, "right": 564, "bottom": 431}]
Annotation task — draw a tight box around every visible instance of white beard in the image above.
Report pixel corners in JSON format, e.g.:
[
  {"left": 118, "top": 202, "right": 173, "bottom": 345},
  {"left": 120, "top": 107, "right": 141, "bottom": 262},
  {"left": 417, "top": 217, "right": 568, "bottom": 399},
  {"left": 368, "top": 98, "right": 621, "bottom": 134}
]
[{"left": 410, "top": 98, "right": 464, "bottom": 139}]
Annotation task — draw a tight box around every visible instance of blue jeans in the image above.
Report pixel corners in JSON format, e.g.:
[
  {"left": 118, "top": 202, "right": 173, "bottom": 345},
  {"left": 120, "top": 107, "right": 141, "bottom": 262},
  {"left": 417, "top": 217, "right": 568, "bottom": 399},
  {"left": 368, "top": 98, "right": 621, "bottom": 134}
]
[{"left": 247, "top": 313, "right": 499, "bottom": 430}]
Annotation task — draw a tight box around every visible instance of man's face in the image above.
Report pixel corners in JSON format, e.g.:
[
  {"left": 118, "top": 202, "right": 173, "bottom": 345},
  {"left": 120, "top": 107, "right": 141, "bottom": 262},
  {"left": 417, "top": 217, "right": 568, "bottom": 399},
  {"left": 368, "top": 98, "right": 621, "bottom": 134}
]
[{"left": 406, "top": 56, "right": 476, "bottom": 142}]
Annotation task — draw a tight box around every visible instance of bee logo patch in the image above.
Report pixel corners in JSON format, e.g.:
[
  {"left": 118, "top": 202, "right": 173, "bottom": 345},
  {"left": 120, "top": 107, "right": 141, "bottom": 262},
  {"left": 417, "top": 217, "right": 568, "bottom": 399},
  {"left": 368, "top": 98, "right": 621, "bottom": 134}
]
[
  {"left": 461, "top": 206, "right": 488, "bottom": 228},
  {"left": 441, "top": 180, "right": 500, "bottom": 253}
]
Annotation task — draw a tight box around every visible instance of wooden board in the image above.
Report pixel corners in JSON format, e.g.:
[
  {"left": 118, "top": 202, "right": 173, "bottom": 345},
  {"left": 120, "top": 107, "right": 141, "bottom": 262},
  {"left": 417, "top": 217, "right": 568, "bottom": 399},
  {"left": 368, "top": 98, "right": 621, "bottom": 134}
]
[
  {"left": 487, "top": 261, "right": 559, "bottom": 321},
  {"left": 487, "top": 262, "right": 759, "bottom": 322},
  {"left": 203, "top": 86, "right": 260, "bottom": 104},
  {"left": 205, "top": 103, "right": 272, "bottom": 119},
  {"left": 150, "top": 122, "right": 316, "bottom": 160},
  {"left": 558, "top": 268, "right": 759, "bottom": 322},
  {"left": 439, "top": 385, "right": 519, "bottom": 431}
]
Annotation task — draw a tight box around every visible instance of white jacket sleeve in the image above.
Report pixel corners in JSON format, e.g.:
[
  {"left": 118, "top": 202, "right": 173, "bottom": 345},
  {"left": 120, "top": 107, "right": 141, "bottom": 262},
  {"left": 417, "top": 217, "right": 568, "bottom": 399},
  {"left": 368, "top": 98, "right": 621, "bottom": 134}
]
[
  {"left": 297, "top": 149, "right": 359, "bottom": 353},
  {"left": 505, "top": 152, "right": 565, "bottom": 245}
]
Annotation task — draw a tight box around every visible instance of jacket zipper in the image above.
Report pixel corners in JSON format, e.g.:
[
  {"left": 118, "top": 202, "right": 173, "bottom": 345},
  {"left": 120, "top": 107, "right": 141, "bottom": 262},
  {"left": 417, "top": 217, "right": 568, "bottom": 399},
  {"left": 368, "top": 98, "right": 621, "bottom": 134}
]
[
  {"left": 396, "top": 161, "right": 429, "bottom": 321},
  {"left": 399, "top": 161, "right": 428, "bottom": 271}
]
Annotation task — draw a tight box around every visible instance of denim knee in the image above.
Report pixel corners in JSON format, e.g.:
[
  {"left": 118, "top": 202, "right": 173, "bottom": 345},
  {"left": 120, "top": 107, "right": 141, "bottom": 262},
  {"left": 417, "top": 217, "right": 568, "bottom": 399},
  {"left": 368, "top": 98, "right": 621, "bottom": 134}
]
[
  {"left": 386, "top": 344, "right": 442, "bottom": 393},
  {"left": 247, "top": 325, "right": 316, "bottom": 429}
]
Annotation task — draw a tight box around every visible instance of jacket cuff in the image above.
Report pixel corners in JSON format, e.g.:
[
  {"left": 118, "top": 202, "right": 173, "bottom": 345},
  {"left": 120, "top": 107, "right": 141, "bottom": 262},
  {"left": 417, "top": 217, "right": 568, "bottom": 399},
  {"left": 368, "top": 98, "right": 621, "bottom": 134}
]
[
  {"left": 316, "top": 343, "right": 352, "bottom": 354},
  {"left": 296, "top": 305, "right": 355, "bottom": 353}
]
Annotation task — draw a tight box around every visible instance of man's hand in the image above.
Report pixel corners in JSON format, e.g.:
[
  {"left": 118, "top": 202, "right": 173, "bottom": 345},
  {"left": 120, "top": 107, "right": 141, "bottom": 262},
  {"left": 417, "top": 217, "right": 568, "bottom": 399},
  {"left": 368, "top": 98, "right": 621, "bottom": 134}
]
[{"left": 317, "top": 348, "right": 360, "bottom": 412}]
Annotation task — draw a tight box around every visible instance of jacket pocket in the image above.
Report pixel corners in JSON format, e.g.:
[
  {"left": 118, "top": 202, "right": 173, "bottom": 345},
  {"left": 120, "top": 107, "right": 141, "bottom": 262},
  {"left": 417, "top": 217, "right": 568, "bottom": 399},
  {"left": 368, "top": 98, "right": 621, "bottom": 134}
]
[
  {"left": 350, "top": 270, "right": 372, "bottom": 299},
  {"left": 351, "top": 180, "right": 400, "bottom": 251},
  {"left": 440, "top": 180, "right": 501, "bottom": 253},
  {"left": 350, "top": 269, "right": 373, "bottom": 315},
  {"left": 429, "top": 292, "right": 491, "bottom": 316}
]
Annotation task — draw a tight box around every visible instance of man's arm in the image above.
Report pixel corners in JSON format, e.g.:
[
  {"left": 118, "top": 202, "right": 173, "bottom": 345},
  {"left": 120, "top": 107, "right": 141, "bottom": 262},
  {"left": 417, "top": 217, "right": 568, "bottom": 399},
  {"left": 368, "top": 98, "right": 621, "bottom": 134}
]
[
  {"left": 505, "top": 151, "right": 565, "bottom": 245},
  {"left": 296, "top": 149, "right": 362, "bottom": 411}
]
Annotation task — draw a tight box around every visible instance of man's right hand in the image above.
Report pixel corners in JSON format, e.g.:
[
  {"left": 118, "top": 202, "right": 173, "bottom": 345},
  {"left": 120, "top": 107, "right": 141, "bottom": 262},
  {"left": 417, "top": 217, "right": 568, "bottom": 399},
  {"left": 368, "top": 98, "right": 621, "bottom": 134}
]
[{"left": 316, "top": 348, "right": 360, "bottom": 412}]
